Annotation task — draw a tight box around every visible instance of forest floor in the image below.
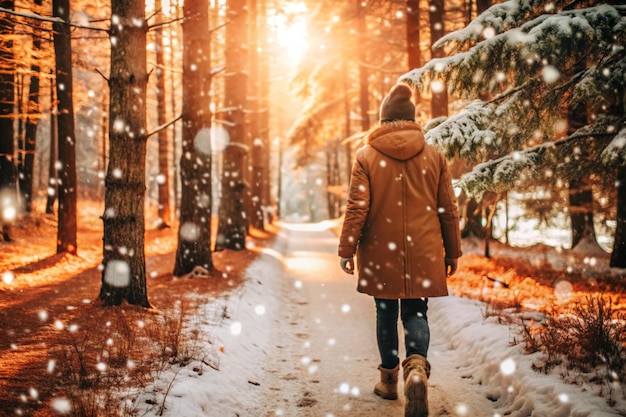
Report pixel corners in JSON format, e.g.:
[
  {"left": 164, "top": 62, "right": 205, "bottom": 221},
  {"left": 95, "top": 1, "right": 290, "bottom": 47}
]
[
  {"left": 0, "top": 201, "right": 270, "bottom": 416},
  {"left": 0, "top": 200, "right": 624, "bottom": 416}
]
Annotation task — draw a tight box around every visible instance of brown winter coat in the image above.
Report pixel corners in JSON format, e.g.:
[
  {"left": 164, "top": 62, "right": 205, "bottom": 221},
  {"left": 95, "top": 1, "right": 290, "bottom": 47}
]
[{"left": 338, "top": 121, "right": 462, "bottom": 299}]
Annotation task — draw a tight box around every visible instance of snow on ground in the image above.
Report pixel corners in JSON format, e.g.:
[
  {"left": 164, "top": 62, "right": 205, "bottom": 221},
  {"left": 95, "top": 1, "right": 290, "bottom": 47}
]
[{"left": 126, "top": 221, "right": 625, "bottom": 417}]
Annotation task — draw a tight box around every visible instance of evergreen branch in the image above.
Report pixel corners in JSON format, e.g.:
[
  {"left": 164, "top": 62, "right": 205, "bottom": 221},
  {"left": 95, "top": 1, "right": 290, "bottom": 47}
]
[{"left": 460, "top": 126, "right": 618, "bottom": 197}]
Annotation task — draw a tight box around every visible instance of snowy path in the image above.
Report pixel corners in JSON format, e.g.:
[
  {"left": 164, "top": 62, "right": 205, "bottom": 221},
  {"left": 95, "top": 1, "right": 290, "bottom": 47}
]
[
  {"left": 140, "top": 221, "right": 623, "bottom": 417},
  {"left": 253, "top": 222, "right": 495, "bottom": 417}
]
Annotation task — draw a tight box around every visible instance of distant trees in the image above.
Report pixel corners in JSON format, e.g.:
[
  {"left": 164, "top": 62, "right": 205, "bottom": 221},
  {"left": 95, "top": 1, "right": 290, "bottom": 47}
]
[
  {"left": 401, "top": 2, "right": 626, "bottom": 266},
  {"left": 0, "top": 0, "right": 621, "bottom": 307}
]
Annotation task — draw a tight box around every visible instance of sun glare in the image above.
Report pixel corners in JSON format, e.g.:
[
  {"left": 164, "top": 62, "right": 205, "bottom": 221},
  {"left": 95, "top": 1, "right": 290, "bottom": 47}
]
[{"left": 273, "top": 2, "right": 309, "bottom": 62}]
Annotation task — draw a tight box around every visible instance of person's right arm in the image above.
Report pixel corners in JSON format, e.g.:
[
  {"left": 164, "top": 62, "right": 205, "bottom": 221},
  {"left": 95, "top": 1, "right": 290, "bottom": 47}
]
[{"left": 338, "top": 154, "right": 370, "bottom": 271}]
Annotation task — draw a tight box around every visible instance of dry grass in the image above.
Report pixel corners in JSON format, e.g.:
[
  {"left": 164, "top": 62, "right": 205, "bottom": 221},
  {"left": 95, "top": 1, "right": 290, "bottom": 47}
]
[
  {"left": 450, "top": 252, "right": 626, "bottom": 406},
  {"left": 0, "top": 202, "right": 277, "bottom": 416},
  {"left": 518, "top": 295, "right": 626, "bottom": 406}
]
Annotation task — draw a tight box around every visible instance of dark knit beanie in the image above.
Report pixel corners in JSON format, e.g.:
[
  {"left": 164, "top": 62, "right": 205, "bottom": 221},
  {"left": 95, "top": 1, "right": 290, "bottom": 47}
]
[{"left": 379, "top": 83, "right": 415, "bottom": 122}]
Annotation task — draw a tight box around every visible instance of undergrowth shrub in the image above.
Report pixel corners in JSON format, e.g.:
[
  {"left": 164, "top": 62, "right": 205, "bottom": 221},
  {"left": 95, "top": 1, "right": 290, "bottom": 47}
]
[
  {"left": 519, "top": 294, "right": 626, "bottom": 405},
  {"left": 50, "top": 302, "right": 200, "bottom": 417}
]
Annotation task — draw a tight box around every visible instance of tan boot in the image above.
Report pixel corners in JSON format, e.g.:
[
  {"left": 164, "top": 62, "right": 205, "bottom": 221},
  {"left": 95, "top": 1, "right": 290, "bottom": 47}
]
[
  {"left": 374, "top": 363, "right": 399, "bottom": 400},
  {"left": 402, "top": 354, "right": 431, "bottom": 417}
]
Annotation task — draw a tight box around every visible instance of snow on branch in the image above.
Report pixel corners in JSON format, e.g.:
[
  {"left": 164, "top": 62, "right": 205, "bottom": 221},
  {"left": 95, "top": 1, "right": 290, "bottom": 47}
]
[
  {"left": 460, "top": 121, "right": 620, "bottom": 198},
  {"left": 400, "top": 3, "right": 623, "bottom": 97},
  {"left": 423, "top": 101, "right": 497, "bottom": 160},
  {"left": 433, "top": 0, "right": 536, "bottom": 51},
  {"left": 601, "top": 125, "right": 626, "bottom": 167}
]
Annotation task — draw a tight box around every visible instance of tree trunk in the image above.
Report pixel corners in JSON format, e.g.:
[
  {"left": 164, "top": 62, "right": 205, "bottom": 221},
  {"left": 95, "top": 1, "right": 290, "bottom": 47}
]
[
  {"left": 406, "top": 0, "right": 421, "bottom": 70},
  {"left": 428, "top": 0, "right": 448, "bottom": 118},
  {"left": 248, "top": 0, "right": 264, "bottom": 230},
  {"left": 99, "top": 82, "right": 107, "bottom": 196},
  {"left": 172, "top": 0, "right": 213, "bottom": 277},
  {"left": 356, "top": 0, "right": 370, "bottom": 130},
  {"left": 406, "top": 0, "right": 422, "bottom": 113},
  {"left": 326, "top": 139, "right": 341, "bottom": 219},
  {"left": 52, "top": 0, "right": 77, "bottom": 255},
  {"left": 45, "top": 72, "right": 57, "bottom": 215},
  {"left": 569, "top": 176, "right": 596, "bottom": 248},
  {"left": 342, "top": 60, "right": 352, "bottom": 180},
  {"left": 22, "top": 6, "right": 42, "bottom": 212},
  {"left": 476, "top": 0, "right": 491, "bottom": 14},
  {"left": 567, "top": 91, "right": 595, "bottom": 249},
  {"left": 0, "top": 0, "right": 16, "bottom": 242},
  {"left": 169, "top": 0, "right": 181, "bottom": 215},
  {"left": 611, "top": 165, "right": 626, "bottom": 268},
  {"left": 216, "top": 0, "right": 248, "bottom": 251},
  {"left": 99, "top": 0, "right": 150, "bottom": 307},
  {"left": 258, "top": 0, "right": 271, "bottom": 223},
  {"left": 155, "top": 0, "right": 171, "bottom": 229}
]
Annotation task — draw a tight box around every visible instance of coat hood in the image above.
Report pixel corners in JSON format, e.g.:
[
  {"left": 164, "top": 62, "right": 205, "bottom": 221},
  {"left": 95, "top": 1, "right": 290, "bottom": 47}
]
[{"left": 365, "top": 120, "right": 425, "bottom": 161}]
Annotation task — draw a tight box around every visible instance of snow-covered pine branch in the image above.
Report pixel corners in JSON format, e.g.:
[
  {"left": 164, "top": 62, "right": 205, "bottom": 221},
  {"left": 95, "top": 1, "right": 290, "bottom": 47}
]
[
  {"left": 459, "top": 117, "right": 620, "bottom": 198},
  {"left": 423, "top": 101, "right": 497, "bottom": 160},
  {"left": 400, "top": 1, "right": 625, "bottom": 202},
  {"left": 600, "top": 125, "right": 626, "bottom": 167}
]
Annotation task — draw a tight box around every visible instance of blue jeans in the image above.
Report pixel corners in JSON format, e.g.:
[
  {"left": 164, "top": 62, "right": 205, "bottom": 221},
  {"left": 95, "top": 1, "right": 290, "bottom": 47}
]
[{"left": 375, "top": 298, "right": 430, "bottom": 369}]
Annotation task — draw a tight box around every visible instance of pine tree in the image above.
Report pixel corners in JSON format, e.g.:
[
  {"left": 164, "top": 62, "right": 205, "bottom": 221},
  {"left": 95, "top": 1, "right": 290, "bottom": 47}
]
[
  {"left": 99, "top": 0, "right": 150, "bottom": 306},
  {"left": 173, "top": 0, "right": 213, "bottom": 276},
  {"left": 52, "top": 0, "right": 78, "bottom": 255},
  {"left": 215, "top": 0, "right": 248, "bottom": 251},
  {"left": 401, "top": 1, "right": 626, "bottom": 266}
]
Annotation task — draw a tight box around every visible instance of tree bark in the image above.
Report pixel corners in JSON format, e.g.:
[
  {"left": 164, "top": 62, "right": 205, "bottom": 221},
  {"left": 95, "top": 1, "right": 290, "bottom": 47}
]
[
  {"left": 258, "top": 0, "right": 271, "bottom": 223},
  {"left": 155, "top": 0, "right": 171, "bottom": 228},
  {"left": 0, "top": 0, "right": 16, "bottom": 242},
  {"left": 169, "top": 0, "right": 181, "bottom": 215},
  {"left": 248, "top": 0, "right": 264, "bottom": 230},
  {"left": 21, "top": 1, "right": 42, "bottom": 212},
  {"left": 611, "top": 165, "right": 626, "bottom": 268},
  {"left": 406, "top": 0, "right": 422, "bottom": 114},
  {"left": 172, "top": 0, "right": 213, "bottom": 276},
  {"left": 356, "top": 0, "right": 370, "bottom": 130},
  {"left": 428, "top": 0, "right": 448, "bottom": 118},
  {"left": 52, "top": 0, "right": 77, "bottom": 255},
  {"left": 567, "top": 90, "right": 595, "bottom": 249},
  {"left": 45, "top": 72, "right": 57, "bottom": 215},
  {"left": 568, "top": 176, "right": 596, "bottom": 248},
  {"left": 342, "top": 60, "right": 352, "bottom": 180},
  {"left": 216, "top": 0, "right": 248, "bottom": 251},
  {"left": 99, "top": 0, "right": 150, "bottom": 307}
]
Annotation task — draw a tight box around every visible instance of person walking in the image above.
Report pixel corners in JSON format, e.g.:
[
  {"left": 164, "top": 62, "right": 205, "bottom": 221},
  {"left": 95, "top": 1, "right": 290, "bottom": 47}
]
[{"left": 338, "top": 83, "right": 462, "bottom": 417}]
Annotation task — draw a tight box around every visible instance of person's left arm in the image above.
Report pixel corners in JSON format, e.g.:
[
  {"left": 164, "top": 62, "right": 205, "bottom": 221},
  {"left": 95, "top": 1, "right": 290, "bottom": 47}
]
[{"left": 436, "top": 153, "right": 462, "bottom": 274}]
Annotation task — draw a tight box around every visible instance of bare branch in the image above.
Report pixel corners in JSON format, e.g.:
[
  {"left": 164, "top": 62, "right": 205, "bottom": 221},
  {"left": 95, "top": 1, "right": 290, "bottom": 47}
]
[
  {"left": 209, "top": 20, "right": 230, "bottom": 34},
  {"left": 148, "top": 15, "right": 184, "bottom": 31},
  {"left": 94, "top": 68, "right": 109, "bottom": 82},
  {"left": 0, "top": 7, "right": 109, "bottom": 32},
  {"left": 148, "top": 114, "right": 182, "bottom": 138}
]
